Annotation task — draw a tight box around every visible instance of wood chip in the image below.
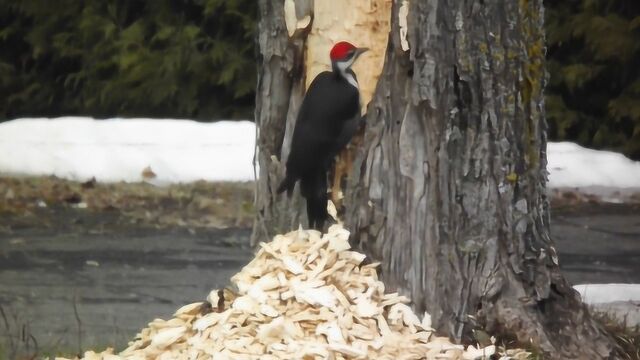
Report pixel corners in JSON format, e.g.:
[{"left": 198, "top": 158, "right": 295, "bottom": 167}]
[{"left": 64, "top": 224, "right": 526, "bottom": 360}]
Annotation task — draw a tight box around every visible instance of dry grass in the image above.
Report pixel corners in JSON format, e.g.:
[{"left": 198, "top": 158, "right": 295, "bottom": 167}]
[
  {"left": 0, "top": 176, "right": 255, "bottom": 230},
  {"left": 593, "top": 311, "right": 640, "bottom": 360}
]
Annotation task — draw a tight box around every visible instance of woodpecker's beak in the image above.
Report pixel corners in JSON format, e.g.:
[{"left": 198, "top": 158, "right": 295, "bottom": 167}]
[{"left": 355, "top": 47, "right": 369, "bottom": 58}]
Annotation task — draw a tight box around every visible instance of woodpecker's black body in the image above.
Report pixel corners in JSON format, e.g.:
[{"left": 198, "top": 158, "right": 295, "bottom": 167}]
[{"left": 277, "top": 65, "right": 363, "bottom": 231}]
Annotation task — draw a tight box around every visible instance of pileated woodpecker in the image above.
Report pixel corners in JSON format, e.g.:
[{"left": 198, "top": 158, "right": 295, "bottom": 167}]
[{"left": 277, "top": 41, "right": 368, "bottom": 230}]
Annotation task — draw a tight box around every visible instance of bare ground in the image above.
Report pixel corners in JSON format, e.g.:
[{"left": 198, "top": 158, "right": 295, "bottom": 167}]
[{"left": 0, "top": 177, "right": 638, "bottom": 358}]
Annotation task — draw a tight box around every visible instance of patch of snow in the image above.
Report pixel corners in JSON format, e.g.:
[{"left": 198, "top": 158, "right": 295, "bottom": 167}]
[
  {"left": 575, "top": 285, "right": 640, "bottom": 328},
  {"left": 574, "top": 284, "right": 640, "bottom": 304},
  {"left": 586, "top": 301, "right": 640, "bottom": 328},
  {"left": 547, "top": 142, "right": 640, "bottom": 189},
  {"left": 0, "top": 117, "right": 256, "bottom": 183},
  {"left": 1, "top": 118, "right": 639, "bottom": 189}
]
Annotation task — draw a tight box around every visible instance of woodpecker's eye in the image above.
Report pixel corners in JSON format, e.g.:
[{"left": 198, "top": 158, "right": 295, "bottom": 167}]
[{"left": 347, "top": 50, "right": 355, "bottom": 59}]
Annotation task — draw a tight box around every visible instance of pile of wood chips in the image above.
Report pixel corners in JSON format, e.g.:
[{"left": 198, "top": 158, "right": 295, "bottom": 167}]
[{"left": 63, "top": 225, "right": 529, "bottom": 360}]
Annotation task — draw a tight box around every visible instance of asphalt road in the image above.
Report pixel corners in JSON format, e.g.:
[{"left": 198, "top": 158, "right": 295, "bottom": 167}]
[
  {"left": 0, "top": 207, "right": 252, "bottom": 358},
  {"left": 0, "top": 204, "right": 638, "bottom": 358},
  {"left": 551, "top": 203, "right": 640, "bottom": 284}
]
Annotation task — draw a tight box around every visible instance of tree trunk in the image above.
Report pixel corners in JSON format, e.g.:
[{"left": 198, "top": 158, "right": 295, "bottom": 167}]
[
  {"left": 253, "top": 0, "right": 620, "bottom": 358},
  {"left": 252, "top": 0, "right": 308, "bottom": 244}
]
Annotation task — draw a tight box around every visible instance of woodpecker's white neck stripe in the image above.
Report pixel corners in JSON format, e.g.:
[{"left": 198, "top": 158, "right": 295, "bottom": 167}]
[
  {"left": 343, "top": 72, "right": 358, "bottom": 89},
  {"left": 336, "top": 58, "right": 359, "bottom": 89}
]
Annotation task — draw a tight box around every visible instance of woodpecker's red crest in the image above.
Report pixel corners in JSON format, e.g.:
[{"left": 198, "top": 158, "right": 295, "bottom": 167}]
[{"left": 330, "top": 41, "right": 357, "bottom": 62}]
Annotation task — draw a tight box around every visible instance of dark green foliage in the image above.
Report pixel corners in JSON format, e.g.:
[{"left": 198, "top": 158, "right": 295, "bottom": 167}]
[
  {"left": 545, "top": 0, "right": 640, "bottom": 159},
  {"left": 0, "top": 0, "right": 256, "bottom": 120},
  {"left": 1, "top": 0, "right": 639, "bottom": 159}
]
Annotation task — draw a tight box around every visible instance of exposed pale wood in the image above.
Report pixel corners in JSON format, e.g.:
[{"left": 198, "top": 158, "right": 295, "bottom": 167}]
[
  {"left": 303, "top": 0, "right": 392, "bottom": 209},
  {"left": 305, "top": 0, "right": 392, "bottom": 110},
  {"left": 253, "top": 0, "right": 391, "bottom": 240}
]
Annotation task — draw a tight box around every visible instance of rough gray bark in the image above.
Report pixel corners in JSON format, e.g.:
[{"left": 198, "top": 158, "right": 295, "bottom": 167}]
[
  {"left": 343, "top": 0, "right": 619, "bottom": 358},
  {"left": 252, "top": 0, "right": 311, "bottom": 245},
  {"left": 253, "top": 0, "right": 620, "bottom": 358}
]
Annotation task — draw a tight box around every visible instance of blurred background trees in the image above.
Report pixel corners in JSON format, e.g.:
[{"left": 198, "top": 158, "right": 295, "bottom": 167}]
[
  {"left": 0, "top": 0, "right": 638, "bottom": 159},
  {"left": 0, "top": 0, "right": 256, "bottom": 120},
  {"left": 546, "top": 0, "right": 640, "bottom": 159}
]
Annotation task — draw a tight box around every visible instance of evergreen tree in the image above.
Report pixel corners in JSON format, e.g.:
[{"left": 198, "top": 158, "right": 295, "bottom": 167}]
[
  {"left": 0, "top": 0, "right": 257, "bottom": 120},
  {"left": 546, "top": 0, "right": 640, "bottom": 159}
]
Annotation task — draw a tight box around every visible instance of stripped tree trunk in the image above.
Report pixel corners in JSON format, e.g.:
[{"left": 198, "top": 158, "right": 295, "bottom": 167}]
[
  {"left": 253, "top": 0, "right": 620, "bottom": 358},
  {"left": 252, "top": 0, "right": 390, "bottom": 244}
]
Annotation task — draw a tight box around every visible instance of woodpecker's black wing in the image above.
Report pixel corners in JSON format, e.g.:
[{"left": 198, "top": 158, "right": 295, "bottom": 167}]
[
  {"left": 278, "top": 71, "right": 360, "bottom": 230},
  {"left": 285, "top": 71, "right": 360, "bottom": 179}
]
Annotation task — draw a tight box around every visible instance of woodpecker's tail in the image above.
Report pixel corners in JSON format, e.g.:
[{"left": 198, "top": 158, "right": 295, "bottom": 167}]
[
  {"left": 300, "top": 170, "right": 328, "bottom": 231},
  {"left": 276, "top": 174, "right": 296, "bottom": 197}
]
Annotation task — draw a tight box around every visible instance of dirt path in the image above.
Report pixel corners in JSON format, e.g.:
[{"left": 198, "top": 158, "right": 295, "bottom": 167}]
[{"left": 0, "top": 181, "right": 639, "bottom": 358}]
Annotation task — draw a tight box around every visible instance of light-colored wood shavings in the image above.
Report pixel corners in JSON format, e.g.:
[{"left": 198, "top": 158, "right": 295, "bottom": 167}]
[
  {"left": 149, "top": 326, "right": 186, "bottom": 349},
  {"left": 172, "top": 302, "right": 203, "bottom": 317},
  {"left": 282, "top": 255, "right": 304, "bottom": 275},
  {"left": 65, "top": 224, "right": 527, "bottom": 360},
  {"left": 463, "top": 345, "right": 496, "bottom": 359}
]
